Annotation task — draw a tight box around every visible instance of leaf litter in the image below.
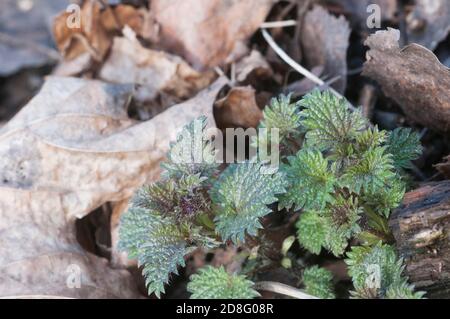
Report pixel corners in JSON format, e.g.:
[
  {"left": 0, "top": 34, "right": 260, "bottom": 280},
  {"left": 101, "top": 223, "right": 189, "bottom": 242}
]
[{"left": 0, "top": 0, "right": 449, "bottom": 299}]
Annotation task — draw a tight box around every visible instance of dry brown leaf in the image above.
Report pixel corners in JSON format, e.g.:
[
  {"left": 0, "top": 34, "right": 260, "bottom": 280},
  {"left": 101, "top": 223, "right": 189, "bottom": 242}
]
[
  {"left": 214, "top": 86, "right": 263, "bottom": 129},
  {"left": 151, "top": 0, "right": 276, "bottom": 70},
  {"left": 0, "top": 76, "right": 226, "bottom": 298},
  {"left": 406, "top": 0, "right": 450, "bottom": 50},
  {"left": 53, "top": 1, "right": 151, "bottom": 61},
  {"left": 362, "top": 28, "right": 450, "bottom": 132},
  {"left": 99, "top": 31, "right": 216, "bottom": 104},
  {"left": 301, "top": 5, "right": 350, "bottom": 93}
]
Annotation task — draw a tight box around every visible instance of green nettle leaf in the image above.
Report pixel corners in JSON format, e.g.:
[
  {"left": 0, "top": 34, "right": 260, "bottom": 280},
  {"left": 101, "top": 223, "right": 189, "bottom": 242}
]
[
  {"left": 118, "top": 208, "right": 188, "bottom": 298},
  {"left": 300, "top": 90, "right": 367, "bottom": 152},
  {"left": 210, "top": 162, "right": 286, "bottom": 243},
  {"left": 131, "top": 181, "right": 177, "bottom": 214},
  {"left": 296, "top": 211, "right": 327, "bottom": 254},
  {"left": 323, "top": 196, "right": 362, "bottom": 256},
  {"left": 363, "top": 177, "right": 405, "bottom": 218},
  {"left": 280, "top": 149, "right": 335, "bottom": 210},
  {"left": 187, "top": 266, "right": 260, "bottom": 299},
  {"left": 303, "top": 266, "right": 336, "bottom": 299},
  {"left": 345, "top": 243, "right": 425, "bottom": 299},
  {"left": 252, "top": 94, "right": 302, "bottom": 155},
  {"left": 385, "top": 127, "right": 422, "bottom": 170},
  {"left": 163, "top": 116, "right": 218, "bottom": 178},
  {"left": 355, "top": 126, "right": 387, "bottom": 153},
  {"left": 386, "top": 282, "right": 426, "bottom": 299},
  {"left": 258, "top": 94, "right": 302, "bottom": 138},
  {"left": 341, "top": 147, "right": 395, "bottom": 194}
]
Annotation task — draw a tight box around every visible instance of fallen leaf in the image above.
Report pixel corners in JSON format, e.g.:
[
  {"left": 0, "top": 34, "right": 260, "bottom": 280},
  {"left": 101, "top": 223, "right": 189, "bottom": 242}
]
[
  {"left": 0, "top": 0, "right": 68, "bottom": 76},
  {"left": 53, "top": 1, "right": 151, "bottom": 61},
  {"left": 406, "top": 0, "right": 450, "bottom": 50},
  {"left": 99, "top": 30, "right": 216, "bottom": 104},
  {"left": 214, "top": 86, "right": 263, "bottom": 129},
  {"left": 0, "top": 76, "right": 226, "bottom": 298},
  {"left": 300, "top": 5, "right": 351, "bottom": 93},
  {"left": 362, "top": 28, "right": 450, "bottom": 132},
  {"left": 151, "top": 0, "right": 276, "bottom": 70}
]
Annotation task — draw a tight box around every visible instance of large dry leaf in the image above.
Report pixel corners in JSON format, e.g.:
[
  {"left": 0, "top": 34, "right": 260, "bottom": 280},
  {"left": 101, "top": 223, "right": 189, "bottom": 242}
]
[
  {"left": 301, "top": 6, "right": 350, "bottom": 93},
  {"left": 363, "top": 28, "right": 450, "bottom": 132},
  {"left": 99, "top": 30, "right": 216, "bottom": 104},
  {"left": 0, "top": 0, "right": 69, "bottom": 76},
  {"left": 406, "top": 0, "right": 450, "bottom": 50},
  {"left": 151, "top": 0, "right": 276, "bottom": 70},
  {"left": 0, "top": 76, "right": 226, "bottom": 298}
]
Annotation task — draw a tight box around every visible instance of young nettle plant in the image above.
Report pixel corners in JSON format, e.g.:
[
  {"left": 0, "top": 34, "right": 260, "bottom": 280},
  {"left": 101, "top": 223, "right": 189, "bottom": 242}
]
[
  {"left": 118, "top": 118, "right": 285, "bottom": 298},
  {"left": 118, "top": 90, "right": 424, "bottom": 299}
]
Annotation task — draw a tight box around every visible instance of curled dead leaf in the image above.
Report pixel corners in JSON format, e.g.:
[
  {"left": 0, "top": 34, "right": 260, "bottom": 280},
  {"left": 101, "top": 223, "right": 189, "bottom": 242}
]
[
  {"left": 53, "top": 1, "right": 151, "bottom": 61},
  {"left": 0, "top": 76, "right": 226, "bottom": 298},
  {"left": 214, "top": 86, "right": 263, "bottom": 129},
  {"left": 362, "top": 28, "right": 450, "bottom": 132},
  {"left": 99, "top": 32, "right": 216, "bottom": 104}
]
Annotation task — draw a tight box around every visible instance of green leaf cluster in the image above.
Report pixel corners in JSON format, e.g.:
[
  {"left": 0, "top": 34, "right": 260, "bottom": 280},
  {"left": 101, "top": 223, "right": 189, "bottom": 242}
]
[
  {"left": 119, "top": 89, "right": 424, "bottom": 299},
  {"left": 119, "top": 117, "right": 283, "bottom": 297},
  {"left": 345, "top": 243, "right": 425, "bottom": 299},
  {"left": 286, "top": 91, "right": 420, "bottom": 256},
  {"left": 187, "top": 266, "right": 260, "bottom": 299},
  {"left": 303, "top": 266, "right": 335, "bottom": 299}
]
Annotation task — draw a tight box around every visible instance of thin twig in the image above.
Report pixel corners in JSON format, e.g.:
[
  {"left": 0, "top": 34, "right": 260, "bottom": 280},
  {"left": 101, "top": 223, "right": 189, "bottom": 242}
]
[
  {"left": 230, "top": 62, "right": 236, "bottom": 85},
  {"left": 214, "top": 67, "right": 232, "bottom": 86},
  {"left": 254, "top": 281, "right": 319, "bottom": 299},
  {"left": 260, "top": 20, "right": 297, "bottom": 29},
  {"left": 260, "top": 28, "right": 356, "bottom": 111}
]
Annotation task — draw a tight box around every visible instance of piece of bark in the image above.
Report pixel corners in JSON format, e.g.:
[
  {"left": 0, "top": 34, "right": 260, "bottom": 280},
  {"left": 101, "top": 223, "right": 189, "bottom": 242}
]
[
  {"left": 363, "top": 28, "right": 450, "bottom": 132},
  {"left": 301, "top": 5, "right": 351, "bottom": 93},
  {"left": 389, "top": 181, "right": 450, "bottom": 298}
]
